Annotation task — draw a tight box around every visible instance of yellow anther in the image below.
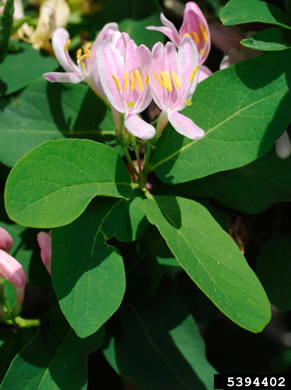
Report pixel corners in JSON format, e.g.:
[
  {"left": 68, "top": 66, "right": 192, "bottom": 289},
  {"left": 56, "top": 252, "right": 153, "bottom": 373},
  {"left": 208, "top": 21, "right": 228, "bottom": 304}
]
[
  {"left": 79, "top": 54, "right": 88, "bottom": 67},
  {"left": 161, "top": 72, "right": 169, "bottom": 90},
  {"left": 124, "top": 71, "right": 129, "bottom": 90},
  {"left": 112, "top": 74, "right": 121, "bottom": 91},
  {"left": 64, "top": 39, "right": 71, "bottom": 51},
  {"left": 135, "top": 69, "right": 143, "bottom": 91},
  {"left": 200, "top": 24, "right": 208, "bottom": 42},
  {"left": 184, "top": 33, "right": 191, "bottom": 38},
  {"left": 165, "top": 71, "right": 172, "bottom": 92},
  {"left": 145, "top": 74, "right": 149, "bottom": 86},
  {"left": 172, "top": 70, "right": 181, "bottom": 89},
  {"left": 130, "top": 71, "right": 135, "bottom": 91},
  {"left": 154, "top": 73, "right": 164, "bottom": 87},
  {"left": 127, "top": 101, "right": 135, "bottom": 108},
  {"left": 185, "top": 99, "right": 192, "bottom": 106},
  {"left": 83, "top": 43, "right": 91, "bottom": 59},
  {"left": 192, "top": 32, "right": 200, "bottom": 44},
  {"left": 84, "top": 42, "right": 91, "bottom": 51},
  {"left": 200, "top": 48, "right": 205, "bottom": 56},
  {"left": 189, "top": 65, "right": 199, "bottom": 82},
  {"left": 76, "top": 48, "right": 82, "bottom": 60}
]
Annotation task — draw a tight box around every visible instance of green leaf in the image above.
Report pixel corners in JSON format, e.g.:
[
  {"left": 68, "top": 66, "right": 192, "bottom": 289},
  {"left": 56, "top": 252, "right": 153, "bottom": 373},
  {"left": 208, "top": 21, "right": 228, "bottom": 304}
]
[
  {"left": 0, "top": 80, "right": 115, "bottom": 167},
  {"left": 180, "top": 150, "right": 291, "bottom": 214},
  {"left": 220, "top": 0, "right": 291, "bottom": 30},
  {"left": 1, "top": 308, "right": 104, "bottom": 389},
  {"left": 257, "top": 234, "right": 291, "bottom": 311},
  {"left": 52, "top": 199, "right": 126, "bottom": 338},
  {"left": 104, "top": 285, "right": 216, "bottom": 390},
  {"left": 103, "top": 195, "right": 148, "bottom": 242},
  {"left": 0, "top": 0, "right": 14, "bottom": 63},
  {"left": 5, "top": 139, "right": 133, "bottom": 228},
  {"left": 143, "top": 196, "right": 271, "bottom": 333},
  {"left": 241, "top": 27, "right": 291, "bottom": 51},
  {"left": 0, "top": 328, "right": 34, "bottom": 382},
  {"left": 150, "top": 49, "right": 291, "bottom": 184},
  {"left": 0, "top": 41, "right": 57, "bottom": 95}
]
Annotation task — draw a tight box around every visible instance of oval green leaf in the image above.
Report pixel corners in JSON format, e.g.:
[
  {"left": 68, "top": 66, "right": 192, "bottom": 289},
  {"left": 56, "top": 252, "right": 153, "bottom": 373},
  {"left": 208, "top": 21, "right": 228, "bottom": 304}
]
[
  {"left": 150, "top": 50, "right": 291, "bottom": 184},
  {"left": 241, "top": 27, "right": 291, "bottom": 52},
  {"left": 5, "top": 139, "right": 133, "bottom": 228},
  {"left": 52, "top": 199, "right": 126, "bottom": 338},
  {"left": 143, "top": 196, "right": 271, "bottom": 333}
]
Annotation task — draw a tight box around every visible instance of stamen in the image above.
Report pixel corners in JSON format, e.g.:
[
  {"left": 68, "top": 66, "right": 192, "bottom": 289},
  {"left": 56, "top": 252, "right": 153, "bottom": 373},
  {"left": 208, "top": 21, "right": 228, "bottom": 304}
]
[
  {"left": 200, "top": 24, "right": 208, "bottom": 42},
  {"left": 79, "top": 54, "right": 88, "bottom": 67},
  {"left": 165, "top": 71, "right": 172, "bottom": 92},
  {"left": 189, "top": 65, "right": 199, "bottom": 82},
  {"left": 200, "top": 48, "right": 205, "bottom": 56},
  {"left": 145, "top": 74, "right": 149, "bottom": 86},
  {"left": 127, "top": 101, "right": 135, "bottom": 108},
  {"left": 130, "top": 72, "right": 135, "bottom": 91},
  {"left": 135, "top": 69, "right": 143, "bottom": 91},
  {"left": 76, "top": 48, "right": 82, "bottom": 60},
  {"left": 154, "top": 73, "right": 164, "bottom": 88},
  {"left": 84, "top": 42, "right": 91, "bottom": 51},
  {"left": 184, "top": 33, "right": 191, "bottom": 38},
  {"left": 161, "top": 72, "right": 169, "bottom": 90},
  {"left": 185, "top": 99, "right": 192, "bottom": 106},
  {"left": 84, "top": 43, "right": 91, "bottom": 59},
  {"left": 192, "top": 32, "right": 200, "bottom": 44},
  {"left": 172, "top": 70, "right": 181, "bottom": 89},
  {"left": 124, "top": 71, "right": 129, "bottom": 90},
  {"left": 64, "top": 39, "right": 71, "bottom": 51},
  {"left": 112, "top": 74, "right": 121, "bottom": 91}
]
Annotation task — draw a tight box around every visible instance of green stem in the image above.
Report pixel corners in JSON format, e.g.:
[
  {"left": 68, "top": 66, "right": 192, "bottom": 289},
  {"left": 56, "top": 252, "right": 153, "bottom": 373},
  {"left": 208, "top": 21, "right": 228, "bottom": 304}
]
[
  {"left": 5, "top": 316, "right": 40, "bottom": 328},
  {"left": 142, "top": 142, "right": 152, "bottom": 176},
  {"left": 124, "top": 147, "right": 139, "bottom": 177}
]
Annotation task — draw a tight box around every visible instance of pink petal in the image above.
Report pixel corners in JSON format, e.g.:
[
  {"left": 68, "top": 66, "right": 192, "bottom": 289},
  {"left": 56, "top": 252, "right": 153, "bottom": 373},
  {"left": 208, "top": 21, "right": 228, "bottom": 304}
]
[
  {"left": 96, "top": 41, "right": 125, "bottom": 112},
  {"left": 149, "top": 42, "right": 167, "bottom": 111},
  {"left": 275, "top": 131, "right": 291, "bottom": 159},
  {"left": 168, "top": 111, "right": 205, "bottom": 140},
  {"left": 37, "top": 232, "right": 52, "bottom": 275},
  {"left": 125, "top": 113, "right": 156, "bottom": 140},
  {"left": 0, "top": 249, "right": 26, "bottom": 289},
  {"left": 0, "top": 227, "right": 13, "bottom": 253},
  {"left": 198, "top": 65, "right": 212, "bottom": 83},
  {"left": 147, "top": 13, "right": 181, "bottom": 47},
  {"left": 132, "top": 44, "right": 152, "bottom": 113},
  {"left": 175, "top": 36, "right": 199, "bottom": 110},
  {"left": 43, "top": 72, "right": 83, "bottom": 84},
  {"left": 180, "top": 2, "right": 211, "bottom": 63},
  {"left": 95, "top": 22, "right": 119, "bottom": 43},
  {"left": 209, "top": 24, "right": 242, "bottom": 53},
  {"left": 52, "top": 28, "right": 79, "bottom": 73}
]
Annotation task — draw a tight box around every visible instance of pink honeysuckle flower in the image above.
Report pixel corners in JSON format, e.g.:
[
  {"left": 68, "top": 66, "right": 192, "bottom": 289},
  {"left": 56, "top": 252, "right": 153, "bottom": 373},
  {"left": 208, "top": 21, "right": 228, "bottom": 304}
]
[
  {"left": 149, "top": 36, "right": 205, "bottom": 140},
  {"left": 198, "top": 65, "right": 212, "bottom": 83},
  {"left": 37, "top": 231, "right": 52, "bottom": 275},
  {"left": 147, "top": 2, "right": 210, "bottom": 64},
  {"left": 43, "top": 22, "right": 120, "bottom": 97},
  {"left": 96, "top": 37, "right": 155, "bottom": 140},
  {"left": 0, "top": 227, "right": 26, "bottom": 307}
]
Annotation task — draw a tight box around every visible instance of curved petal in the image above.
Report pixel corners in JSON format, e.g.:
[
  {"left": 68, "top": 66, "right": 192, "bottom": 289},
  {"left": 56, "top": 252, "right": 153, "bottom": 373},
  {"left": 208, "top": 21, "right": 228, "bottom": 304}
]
[
  {"left": 149, "top": 42, "right": 167, "bottom": 111},
  {"left": 0, "top": 227, "right": 13, "bottom": 252},
  {"left": 175, "top": 36, "right": 199, "bottom": 111},
  {"left": 180, "top": 2, "right": 210, "bottom": 63},
  {"left": 96, "top": 41, "right": 125, "bottom": 112},
  {"left": 134, "top": 44, "right": 152, "bottom": 113},
  {"left": 198, "top": 65, "right": 212, "bottom": 83},
  {"left": 96, "top": 22, "right": 119, "bottom": 43},
  {"left": 125, "top": 113, "right": 156, "bottom": 140},
  {"left": 275, "top": 131, "right": 291, "bottom": 159},
  {"left": 43, "top": 71, "right": 83, "bottom": 84},
  {"left": 168, "top": 111, "right": 205, "bottom": 140},
  {"left": 37, "top": 232, "right": 52, "bottom": 275},
  {"left": 52, "top": 28, "right": 79, "bottom": 73},
  {"left": 147, "top": 12, "right": 181, "bottom": 47},
  {"left": 0, "top": 249, "right": 26, "bottom": 289}
]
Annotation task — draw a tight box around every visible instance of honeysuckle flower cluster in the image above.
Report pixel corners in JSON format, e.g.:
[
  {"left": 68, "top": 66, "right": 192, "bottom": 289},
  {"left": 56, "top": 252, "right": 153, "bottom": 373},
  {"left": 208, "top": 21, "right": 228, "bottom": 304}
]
[
  {"left": 44, "top": 1, "right": 209, "bottom": 142},
  {"left": 0, "top": 227, "right": 26, "bottom": 315}
]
